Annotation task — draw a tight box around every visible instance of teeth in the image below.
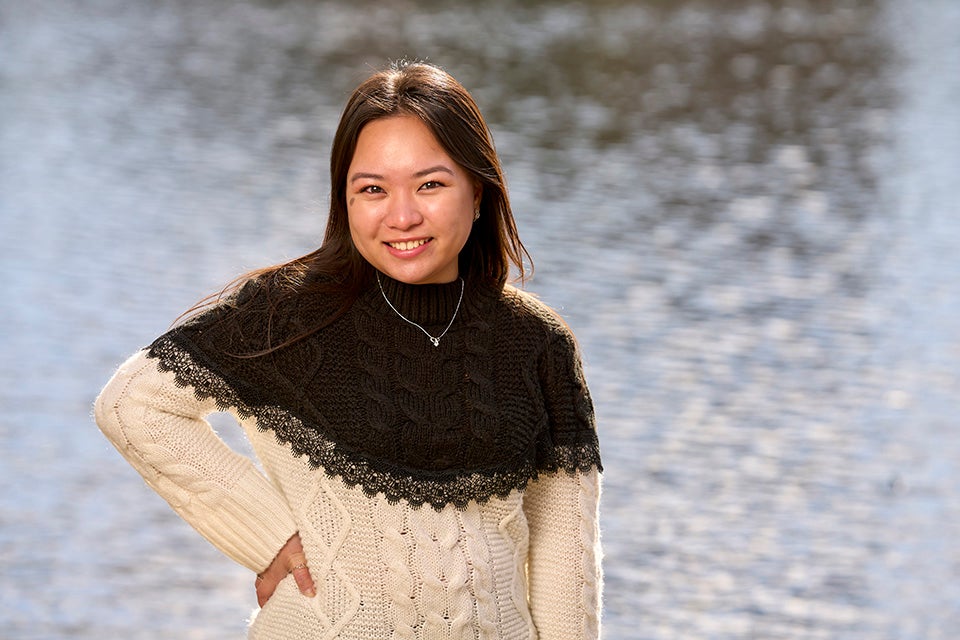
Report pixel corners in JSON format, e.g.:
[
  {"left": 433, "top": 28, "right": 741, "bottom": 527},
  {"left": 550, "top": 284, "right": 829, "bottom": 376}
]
[{"left": 389, "top": 239, "right": 428, "bottom": 251}]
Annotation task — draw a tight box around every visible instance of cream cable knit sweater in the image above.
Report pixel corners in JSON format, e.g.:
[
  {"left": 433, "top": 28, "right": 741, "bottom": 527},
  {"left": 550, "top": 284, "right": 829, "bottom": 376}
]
[{"left": 95, "top": 279, "right": 602, "bottom": 638}]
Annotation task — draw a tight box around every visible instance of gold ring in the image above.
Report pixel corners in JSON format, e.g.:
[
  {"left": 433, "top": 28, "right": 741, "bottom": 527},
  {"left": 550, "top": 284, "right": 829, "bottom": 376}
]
[{"left": 291, "top": 563, "right": 307, "bottom": 571}]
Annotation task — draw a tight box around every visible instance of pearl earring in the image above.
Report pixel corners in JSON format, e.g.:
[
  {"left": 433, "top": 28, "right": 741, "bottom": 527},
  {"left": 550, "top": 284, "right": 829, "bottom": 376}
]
[{"left": 473, "top": 208, "right": 480, "bottom": 222}]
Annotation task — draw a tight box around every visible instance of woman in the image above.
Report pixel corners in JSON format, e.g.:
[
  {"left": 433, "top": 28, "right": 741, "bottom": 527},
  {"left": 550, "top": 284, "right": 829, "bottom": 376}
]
[{"left": 95, "top": 60, "right": 602, "bottom": 639}]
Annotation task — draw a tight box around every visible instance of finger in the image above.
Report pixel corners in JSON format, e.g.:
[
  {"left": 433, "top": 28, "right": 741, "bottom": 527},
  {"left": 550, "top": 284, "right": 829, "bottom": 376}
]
[
  {"left": 287, "top": 552, "right": 316, "bottom": 598},
  {"left": 256, "top": 574, "right": 278, "bottom": 608}
]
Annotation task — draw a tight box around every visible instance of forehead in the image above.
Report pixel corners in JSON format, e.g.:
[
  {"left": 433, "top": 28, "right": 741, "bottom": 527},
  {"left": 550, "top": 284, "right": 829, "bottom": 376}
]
[{"left": 351, "top": 115, "right": 449, "bottom": 165}]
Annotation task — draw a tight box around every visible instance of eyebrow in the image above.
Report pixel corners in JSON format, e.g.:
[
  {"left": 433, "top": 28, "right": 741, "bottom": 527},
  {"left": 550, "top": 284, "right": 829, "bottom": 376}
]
[
  {"left": 414, "top": 165, "right": 455, "bottom": 179},
  {"left": 349, "top": 165, "right": 455, "bottom": 184}
]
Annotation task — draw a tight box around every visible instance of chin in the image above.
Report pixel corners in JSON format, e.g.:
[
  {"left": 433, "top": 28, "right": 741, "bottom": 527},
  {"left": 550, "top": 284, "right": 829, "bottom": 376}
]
[{"left": 384, "top": 265, "right": 456, "bottom": 285}]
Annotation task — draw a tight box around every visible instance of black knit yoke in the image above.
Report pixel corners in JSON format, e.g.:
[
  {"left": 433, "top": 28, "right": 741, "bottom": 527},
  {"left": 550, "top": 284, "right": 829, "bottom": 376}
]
[{"left": 147, "top": 273, "right": 601, "bottom": 510}]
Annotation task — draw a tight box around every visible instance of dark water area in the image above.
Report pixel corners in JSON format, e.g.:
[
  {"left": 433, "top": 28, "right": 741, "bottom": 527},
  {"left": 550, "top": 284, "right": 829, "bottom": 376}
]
[{"left": 2, "top": 1, "right": 959, "bottom": 638}]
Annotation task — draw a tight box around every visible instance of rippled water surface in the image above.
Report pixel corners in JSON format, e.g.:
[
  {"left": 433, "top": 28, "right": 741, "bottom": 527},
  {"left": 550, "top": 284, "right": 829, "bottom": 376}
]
[{"left": 2, "top": 1, "right": 959, "bottom": 638}]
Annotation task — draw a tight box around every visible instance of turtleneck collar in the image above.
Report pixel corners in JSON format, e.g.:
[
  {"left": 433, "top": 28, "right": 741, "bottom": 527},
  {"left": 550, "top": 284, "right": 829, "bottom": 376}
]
[{"left": 374, "top": 271, "right": 466, "bottom": 327}]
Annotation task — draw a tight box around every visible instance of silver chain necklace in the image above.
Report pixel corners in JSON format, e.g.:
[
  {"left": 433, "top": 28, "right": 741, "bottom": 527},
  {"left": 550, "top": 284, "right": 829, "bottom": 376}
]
[{"left": 376, "top": 273, "right": 465, "bottom": 347}]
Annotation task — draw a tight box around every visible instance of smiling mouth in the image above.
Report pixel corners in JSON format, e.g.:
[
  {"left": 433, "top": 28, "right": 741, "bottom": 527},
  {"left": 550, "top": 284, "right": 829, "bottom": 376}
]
[{"left": 387, "top": 239, "right": 430, "bottom": 251}]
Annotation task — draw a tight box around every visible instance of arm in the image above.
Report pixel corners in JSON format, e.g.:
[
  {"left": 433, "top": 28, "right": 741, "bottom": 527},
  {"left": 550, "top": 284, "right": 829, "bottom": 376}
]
[
  {"left": 524, "top": 468, "right": 603, "bottom": 639},
  {"left": 94, "top": 349, "right": 299, "bottom": 573},
  {"left": 523, "top": 318, "right": 603, "bottom": 638}
]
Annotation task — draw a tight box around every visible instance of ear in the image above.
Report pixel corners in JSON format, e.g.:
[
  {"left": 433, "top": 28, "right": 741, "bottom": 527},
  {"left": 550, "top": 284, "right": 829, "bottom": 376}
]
[{"left": 473, "top": 181, "right": 483, "bottom": 210}]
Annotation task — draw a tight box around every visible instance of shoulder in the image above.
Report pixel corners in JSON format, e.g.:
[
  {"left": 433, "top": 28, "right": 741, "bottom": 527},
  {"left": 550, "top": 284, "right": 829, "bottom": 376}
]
[
  {"left": 495, "top": 285, "right": 580, "bottom": 352},
  {"left": 166, "top": 273, "right": 342, "bottom": 356},
  {"left": 499, "top": 285, "right": 571, "bottom": 329}
]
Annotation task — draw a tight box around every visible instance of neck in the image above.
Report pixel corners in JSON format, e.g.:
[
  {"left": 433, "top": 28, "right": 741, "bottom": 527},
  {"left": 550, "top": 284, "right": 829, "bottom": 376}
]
[{"left": 375, "top": 271, "right": 466, "bottom": 326}]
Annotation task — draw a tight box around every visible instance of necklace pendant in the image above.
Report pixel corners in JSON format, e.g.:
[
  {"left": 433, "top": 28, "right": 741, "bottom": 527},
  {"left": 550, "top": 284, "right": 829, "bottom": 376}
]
[{"left": 430, "top": 337, "right": 440, "bottom": 347}]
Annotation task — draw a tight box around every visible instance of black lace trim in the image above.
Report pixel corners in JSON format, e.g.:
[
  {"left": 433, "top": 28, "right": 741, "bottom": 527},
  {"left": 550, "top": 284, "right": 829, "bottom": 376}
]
[{"left": 147, "top": 335, "right": 601, "bottom": 511}]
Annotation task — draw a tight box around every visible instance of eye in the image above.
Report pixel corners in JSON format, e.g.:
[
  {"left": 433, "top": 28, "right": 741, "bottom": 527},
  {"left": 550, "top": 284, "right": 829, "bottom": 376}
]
[
  {"left": 419, "top": 180, "right": 444, "bottom": 191},
  {"left": 359, "top": 185, "right": 384, "bottom": 194}
]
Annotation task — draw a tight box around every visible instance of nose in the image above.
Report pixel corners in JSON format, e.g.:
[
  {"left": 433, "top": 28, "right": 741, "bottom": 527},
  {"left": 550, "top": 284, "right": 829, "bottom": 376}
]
[{"left": 384, "top": 192, "right": 423, "bottom": 230}]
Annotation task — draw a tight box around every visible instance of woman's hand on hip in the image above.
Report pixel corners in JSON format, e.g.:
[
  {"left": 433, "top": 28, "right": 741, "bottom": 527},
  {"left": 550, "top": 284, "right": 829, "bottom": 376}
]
[{"left": 255, "top": 532, "right": 316, "bottom": 607}]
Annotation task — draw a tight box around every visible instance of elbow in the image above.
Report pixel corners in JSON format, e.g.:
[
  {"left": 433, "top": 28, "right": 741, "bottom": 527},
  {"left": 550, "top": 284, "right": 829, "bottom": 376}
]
[
  {"left": 93, "top": 350, "right": 148, "bottom": 447},
  {"left": 93, "top": 372, "right": 127, "bottom": 447}
]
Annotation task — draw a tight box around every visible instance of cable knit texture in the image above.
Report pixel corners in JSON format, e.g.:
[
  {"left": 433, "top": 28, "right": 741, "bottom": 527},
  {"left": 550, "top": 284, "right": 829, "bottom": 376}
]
[{"left": 94, "top": 274, "right": 602, "bottom": 639}]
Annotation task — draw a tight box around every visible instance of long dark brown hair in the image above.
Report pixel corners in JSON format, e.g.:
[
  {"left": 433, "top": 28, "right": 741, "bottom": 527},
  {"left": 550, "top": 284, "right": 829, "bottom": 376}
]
[{"left": 181, "top": 60, "right": 531, "bottom": 351}]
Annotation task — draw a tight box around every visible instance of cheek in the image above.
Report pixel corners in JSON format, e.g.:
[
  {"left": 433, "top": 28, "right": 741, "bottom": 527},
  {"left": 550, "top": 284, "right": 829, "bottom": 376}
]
[
  {"left": 346, "top": 204, "right": 372, "bottom": 237},
  {"left": 345, "top": 209, "right": 370, "bottom": 255}
]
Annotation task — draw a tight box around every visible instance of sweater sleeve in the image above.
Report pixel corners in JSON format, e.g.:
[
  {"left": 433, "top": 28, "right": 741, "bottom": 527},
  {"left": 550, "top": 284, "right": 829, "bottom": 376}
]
[
  {"left": 523, "top": 322, "right": 603, "bottom": 638},
  {"left": 94, "top": 349, "right": 299, "bottom": 573},
  {"left": 524, "top": 468, "right": 603, "bottom": 639}
]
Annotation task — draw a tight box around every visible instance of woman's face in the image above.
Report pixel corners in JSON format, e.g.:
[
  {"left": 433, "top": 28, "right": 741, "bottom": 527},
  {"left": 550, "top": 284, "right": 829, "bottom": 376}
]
[{"left": 346, "top": 115, "right": 481, "bottom": 285}]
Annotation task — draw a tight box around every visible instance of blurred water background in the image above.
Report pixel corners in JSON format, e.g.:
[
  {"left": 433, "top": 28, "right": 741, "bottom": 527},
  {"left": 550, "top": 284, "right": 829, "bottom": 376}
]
[{"left": 2, "top": 1, "right": 959, "bottom": 638}]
